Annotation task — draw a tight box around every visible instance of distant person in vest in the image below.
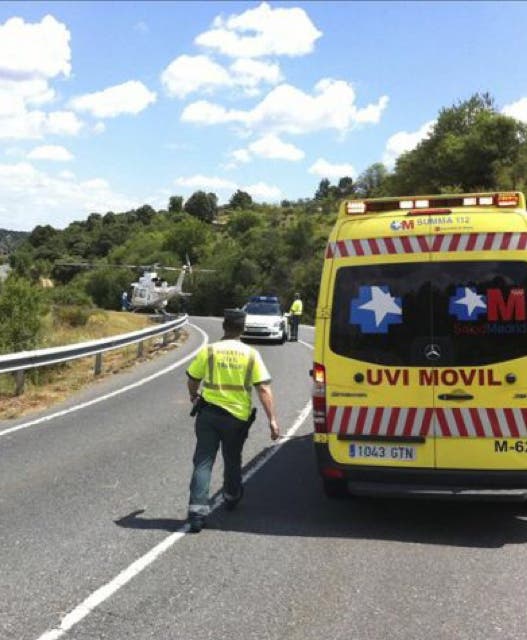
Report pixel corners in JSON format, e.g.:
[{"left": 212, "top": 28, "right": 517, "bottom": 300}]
[
  {"left": 289, "top": 292, "right": 303, "bottom": 341},
  {"left": 185, "top": 309, "right": 280, "bottom": 533}
]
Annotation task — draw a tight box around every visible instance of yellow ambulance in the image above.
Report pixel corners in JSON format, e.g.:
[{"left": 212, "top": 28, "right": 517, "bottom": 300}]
[{"left": 313, "top": 192, "right": 527, "bottom": 500}]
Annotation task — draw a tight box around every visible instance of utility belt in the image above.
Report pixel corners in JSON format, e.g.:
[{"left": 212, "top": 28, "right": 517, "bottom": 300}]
[{"left": 190, "top": 395, "right": 257, "bottom": 429}]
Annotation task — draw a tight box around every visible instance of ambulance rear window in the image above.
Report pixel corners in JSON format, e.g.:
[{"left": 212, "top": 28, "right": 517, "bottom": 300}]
[{"left": 330, "top": 261, "right": 527, "bottom": 366}]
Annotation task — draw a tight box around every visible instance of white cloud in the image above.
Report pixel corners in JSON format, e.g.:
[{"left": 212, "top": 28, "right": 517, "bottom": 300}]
[
  {"left": 27, "top": 145, "right": 74, "bottom": 161},
  {"left": 309, "top": 158, "right": 356, "bottom": 179},
  {"left": 0, "top": 109, "right": 83, "bottom": 139},
  {"left": 93, "top": 122, "right": 106, "bottom": 134},
  {"left": 70, "top": 80, "right": 156, "bottom": 118},
  {"left": 0, "top": 161, "right": 138, "bottom": 230},
  {"left": 161, "top": 55, "right": 232, "bottom": 99},
  {"left": 175, "top": 174, "right": 237, "bottom": 191},
  {"left": 161, "top": 54, "right": 282, "bottom": 99},
  {"left": 229, "top": 58, "right": 282, "bottom": 94},
  {"left": 249, "top": 134, "right": 304, "bottom": 160},
  {"left": 195, "top": 2, "right": 322, "bottom": 58},
  {"left": 0, "top": 16, "right": 78, "bottom": 141},
  {"left": 243, "top": 181, "right": 282, "bottom": 201},
  {"left": 382, "top": 120, "right": 435, "bottom": 168},
  {"left": 502, "top": 97, "right": 527, "bottom": 123},
  {"left": 173, "top": 173, "right": 281, "bottom": 202},
  {"left": 182, "top": 80, "right": 389, "bottom": 135},
  {"left": 230, "top": 148, "right": 251, "bottom": 164},
  {"left": 0, "top": 15, "right": 71, "bottom": 79}
]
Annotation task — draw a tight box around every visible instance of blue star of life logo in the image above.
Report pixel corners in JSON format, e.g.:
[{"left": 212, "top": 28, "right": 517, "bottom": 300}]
[
  {"left": 350, "top": 285, "right": 402, "bottom": 334},
  {"left": 449, "top": 286, "right": 487, "bottom": 321}
]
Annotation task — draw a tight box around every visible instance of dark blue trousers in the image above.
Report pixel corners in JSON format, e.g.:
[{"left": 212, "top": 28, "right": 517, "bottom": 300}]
[{"left": 188, "top": 405, "right": 247, "bottom": 516}]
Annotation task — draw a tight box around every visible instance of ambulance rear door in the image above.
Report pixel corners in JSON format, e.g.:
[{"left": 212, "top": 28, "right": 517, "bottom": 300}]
[
  {"left": 325, "top": 217, "right": 436, "bottom": 470},
  {"left": 430, "top": 249, "right": 527, "bottom": 471}
]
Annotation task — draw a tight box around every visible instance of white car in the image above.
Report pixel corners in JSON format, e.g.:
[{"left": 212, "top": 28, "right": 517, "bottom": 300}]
[{"left": 241, "top": 296, "right": 288, "bottom": 344}]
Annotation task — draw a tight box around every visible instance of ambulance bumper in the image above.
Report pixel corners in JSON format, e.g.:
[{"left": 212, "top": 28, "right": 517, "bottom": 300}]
[{"left": 315, "top": 443, "right": 527, "bottom": 501}]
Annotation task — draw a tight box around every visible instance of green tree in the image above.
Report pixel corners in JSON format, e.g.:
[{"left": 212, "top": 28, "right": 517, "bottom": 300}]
[
  {"left": 168, "top": 196, "right": 183, "bottom": 214},
  {"left": 388, "top": 93, "right": 527, "bottom": 194},
  {"left": 355, "top": 163, "right": 389, "bottom": 197},
  {"left": 184, "top": 191, "right": 218, "bottom": 222},
  {"left": 229, "top": 189, "right": 253, "bottom": 210},
  {"left": 163, "top": 216, "right": 213, "bottom": 263},
  {"left": 337, "top": 176, "right": 355, "bottom": 197},
  {"left": 0, "top": 276, "right": 44, "bottom": 353},
  {"left": 314, "top": 178, "right": 331, "bottom": 200}
]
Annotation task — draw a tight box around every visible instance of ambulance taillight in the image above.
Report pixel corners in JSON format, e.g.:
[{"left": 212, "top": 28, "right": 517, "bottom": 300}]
[{"left": 312, "top": 363, "right": 327, "bottom": 433}]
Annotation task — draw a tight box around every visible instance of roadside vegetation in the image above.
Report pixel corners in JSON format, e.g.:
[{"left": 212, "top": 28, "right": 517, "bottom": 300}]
[
  {"left": 0, "top": 308, "right": 184, "bottom": 419},
  {"left": 2, "top": 91, "right": 527, "bottom": 413}
]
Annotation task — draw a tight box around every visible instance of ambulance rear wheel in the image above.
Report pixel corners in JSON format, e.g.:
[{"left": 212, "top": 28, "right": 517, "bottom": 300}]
[{"left": 322, "top": 477, "right": 348, "bottom": 499}]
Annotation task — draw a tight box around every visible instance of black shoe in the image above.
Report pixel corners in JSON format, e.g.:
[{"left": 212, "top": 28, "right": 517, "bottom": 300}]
[
  {"left": 188, "top": 515, "right": 206, "bottom": 533},
  {"left": 223, "top": 486, "right": 244, "bottom": 511}
]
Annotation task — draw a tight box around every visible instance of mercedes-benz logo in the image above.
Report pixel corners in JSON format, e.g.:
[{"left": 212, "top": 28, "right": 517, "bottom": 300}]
[{"left": 424, "top": 344, "right": 441, "bottom": 361}]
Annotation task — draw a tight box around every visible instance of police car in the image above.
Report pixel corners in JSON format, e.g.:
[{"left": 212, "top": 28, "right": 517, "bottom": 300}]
[{"left": 241, "top": 295, "right": 288, "bottom": 344}]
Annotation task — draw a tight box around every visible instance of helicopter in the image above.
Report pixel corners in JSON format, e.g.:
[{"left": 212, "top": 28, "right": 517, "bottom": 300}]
[{"left": 57, "top": 258, "right": 213, "bottom": 313}]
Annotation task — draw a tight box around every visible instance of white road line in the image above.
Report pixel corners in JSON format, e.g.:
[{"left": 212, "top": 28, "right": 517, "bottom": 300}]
[
  {"left": 36, "top": 400, "right": 313, "bottom": 640},
  {"left": 0, "top": 324, "right": 209, "bottom": 439}
]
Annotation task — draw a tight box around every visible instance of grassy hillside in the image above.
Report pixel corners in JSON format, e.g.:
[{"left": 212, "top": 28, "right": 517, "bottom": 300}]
[{"left": 0, "top": 309, "right": 186, "bottom": 420}]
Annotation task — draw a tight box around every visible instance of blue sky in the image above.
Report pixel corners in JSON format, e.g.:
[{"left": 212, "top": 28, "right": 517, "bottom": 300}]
[{"left": 1, "top": 1, "right": 527, "bottom": 231}]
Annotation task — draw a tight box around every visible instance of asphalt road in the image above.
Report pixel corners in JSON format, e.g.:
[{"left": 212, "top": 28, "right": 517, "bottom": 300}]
[{"left": 1, "top": 317, "right": 527, "bottom": 640}]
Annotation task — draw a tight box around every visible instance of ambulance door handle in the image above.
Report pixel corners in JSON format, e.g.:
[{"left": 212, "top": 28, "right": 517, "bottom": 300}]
[{"left": 438, "top": 393, "right": 474, "bottom": 401}]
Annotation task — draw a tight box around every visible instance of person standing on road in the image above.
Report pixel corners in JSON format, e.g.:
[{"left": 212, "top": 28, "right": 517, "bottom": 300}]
[
  {"left": 185, "top": 309, "right": 281, "bottom": 533},
  {"left": 289, "top": 292, "right": 303, "bottom": 341}
]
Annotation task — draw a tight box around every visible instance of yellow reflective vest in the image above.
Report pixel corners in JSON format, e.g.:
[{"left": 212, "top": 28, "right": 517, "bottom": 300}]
[
  {"left": 290, "top": 299, "right": 303, "bottom": 315},
  {"left": 186, "top": 339, "right": 271, "bottom": 421}
]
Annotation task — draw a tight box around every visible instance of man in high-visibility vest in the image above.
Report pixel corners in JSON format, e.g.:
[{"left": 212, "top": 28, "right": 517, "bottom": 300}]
[
  {"left": 185, "top": 309, "right": 280, "bottom": 533},
  {"left": 289, "top": 292, "right": 303, "bottom": 341}
]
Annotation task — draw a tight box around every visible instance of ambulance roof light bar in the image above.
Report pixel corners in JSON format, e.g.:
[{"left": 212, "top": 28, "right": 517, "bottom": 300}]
[{"left": 342, "top": 192, "right": 525, "bottom": 216}]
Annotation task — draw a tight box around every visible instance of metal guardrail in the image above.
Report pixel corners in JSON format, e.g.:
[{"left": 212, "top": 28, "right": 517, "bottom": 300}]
[{"left": 0, "top": 314, "right": 188, "bottom": 395}]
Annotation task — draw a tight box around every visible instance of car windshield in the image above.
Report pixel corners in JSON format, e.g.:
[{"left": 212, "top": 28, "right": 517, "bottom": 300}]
[
  {"left": 245, "top": 302, "right": 281, "bottom": 315},
  {"left": 330, "top": 260, "right": 527, "bottom": 366}
]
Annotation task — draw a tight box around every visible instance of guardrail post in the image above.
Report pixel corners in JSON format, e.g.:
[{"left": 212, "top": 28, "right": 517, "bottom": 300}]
[
  {"left": 14, "top": 370, "right": 25, "bottom": 396},
  {"left": 137, "top": 341, "right": 144, "bottom": 358},
  {"left": 163, "top": 332, "right": 169, "bottom": 346},
  {"left": 94, "top": 353, "right": 103, "bottom": 376}
]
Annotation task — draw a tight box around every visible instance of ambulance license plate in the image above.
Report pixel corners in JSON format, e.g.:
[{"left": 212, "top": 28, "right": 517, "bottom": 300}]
[{"left": 349, "top": 443, "right": 416, "bottom": 462}]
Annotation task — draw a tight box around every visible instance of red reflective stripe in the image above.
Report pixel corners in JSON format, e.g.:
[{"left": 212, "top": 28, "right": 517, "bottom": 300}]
[
  {"left": 326, "top": 405, "right": 336, "bottom": 432},
  {"left": 338, "top": 240, "right": 348, "bottom": 257},
  {"left": 417, "top": 236, "right": 429, "bottom": 252},
  {"left": 386, "top": 408, "right": 400, "bottom": 436},
  {"left": 504, "top": 408, "right": 520, "bottom": 438},
  {"left": 339, "top": 407, "right": 351, "bottom": 437},
  {"left": 452, "top": 409, "right": 468, "bottom": 437},
  {"left": 483, "top": 233, "right": 494, "bottom": 250},
  {"left": 385, "top": 237, "right": 397, "bottom": 254},
  {"left": 400, "top": 237, "right": 413, "bottom": 254},
  {"left": 501, "top": 232, "right": 512, "bottom": 250},
  {"left": 368, "top": 238, "right": 380, "bottom": 254},
  {"left": 431, "top": 235, "right": 444, "bottom": 252},
  {"left": 448, "top": 234, "right": 461, "bottom": 252},
  {"left": 470, "top": 409, "right": 485, "bottom": 437},
  {"left": 466, "top": 234, "right": 478, "bottom": 250},
  {"left": 519, "top": 234, "right": 527, "bottom": 250},
  {"left": 354, "top": 407, "right": 368, "bottom": 435},
  {"left": 352, "top": 239, "right": 364, "bottom": 256},
  {"left": 486, "top": 408, "right": 502, "bottom": 437},
  {"left": 421, "top": 409, "right": 433, "bottom": 436},
  {"left": 403, "top": 408, "right": 417, "bottom": 436},
  {"left": 325, "top": 244, "right": 334, "bottom": 258},
  {"left": 436, "top": 409, "right": 451, "bottom": 436},
  {"left": 370, "top": 408, "right": 383, "bottom": 436}
]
